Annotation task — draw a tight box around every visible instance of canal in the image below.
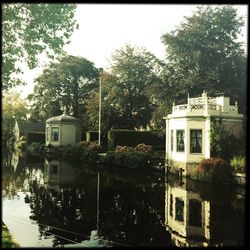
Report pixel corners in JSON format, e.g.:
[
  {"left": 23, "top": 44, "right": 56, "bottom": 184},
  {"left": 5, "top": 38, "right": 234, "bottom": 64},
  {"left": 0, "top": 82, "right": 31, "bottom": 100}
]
[{"left": 2, "top": 151, "right": 245, "bottom": 247}]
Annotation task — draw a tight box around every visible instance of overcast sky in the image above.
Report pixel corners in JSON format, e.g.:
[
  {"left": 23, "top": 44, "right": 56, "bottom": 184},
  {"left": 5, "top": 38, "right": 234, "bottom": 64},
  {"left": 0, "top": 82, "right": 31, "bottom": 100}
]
[{"left": 15, "top": 4, "right": 248, "bottom": 98}]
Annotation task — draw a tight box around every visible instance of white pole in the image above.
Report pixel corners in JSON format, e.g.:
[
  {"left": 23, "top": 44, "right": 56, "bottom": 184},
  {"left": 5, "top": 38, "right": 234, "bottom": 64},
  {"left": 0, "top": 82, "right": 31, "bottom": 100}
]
[
  {"left": 96, "top": 171, "right": 100, "bottom": 234},
  {"left": 98, "top": 68, "right": 103, "bottom": 146}
]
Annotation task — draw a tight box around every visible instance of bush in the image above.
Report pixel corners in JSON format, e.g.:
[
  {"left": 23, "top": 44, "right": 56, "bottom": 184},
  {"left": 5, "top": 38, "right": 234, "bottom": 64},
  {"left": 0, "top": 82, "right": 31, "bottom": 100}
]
[
  {"left": 58, "top": 142, "right": 102, "bottom": 164},
  {"left": 114, "top": 143, "right": 153, "bottom": 153},
  {"left": 196, "top": 158, "right": 233, "bottom": 184},
  {"left": 28, "top": 142, "right": 45, "bottom": 153},
  {"left": 102, "top": 151, "right": 153, "bottom": 169},
  {"left": 135, "top": 143, "right": 153, "bottom": 153},
  {"left": 230, "top": 155, "right": 246, "bottom": 173}
]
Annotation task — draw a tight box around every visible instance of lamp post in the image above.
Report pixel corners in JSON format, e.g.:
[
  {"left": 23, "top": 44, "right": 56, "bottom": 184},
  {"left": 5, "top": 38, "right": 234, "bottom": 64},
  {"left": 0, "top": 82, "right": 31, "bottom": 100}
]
[{"left": 98, "top": 68, "right": 103, "bottom": 146}]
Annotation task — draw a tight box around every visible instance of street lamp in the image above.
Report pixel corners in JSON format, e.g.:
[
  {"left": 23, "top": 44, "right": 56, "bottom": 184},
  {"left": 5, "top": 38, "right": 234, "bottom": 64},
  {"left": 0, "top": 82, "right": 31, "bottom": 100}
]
[{"left": 98, "top": 68, "right": 103, "bottom": 146}]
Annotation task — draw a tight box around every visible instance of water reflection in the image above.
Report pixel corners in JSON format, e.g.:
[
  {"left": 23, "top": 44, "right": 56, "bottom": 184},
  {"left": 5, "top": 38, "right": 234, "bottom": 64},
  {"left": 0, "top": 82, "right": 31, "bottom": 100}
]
[
  {"left": 165, "top": 174, "right": 245, "bottom": 247},
  {"left": 2, "top": 152, "right": 245, "bottom": 247},
  {"left": 2, "top": 152, "right": 170, "bottom": 247}
]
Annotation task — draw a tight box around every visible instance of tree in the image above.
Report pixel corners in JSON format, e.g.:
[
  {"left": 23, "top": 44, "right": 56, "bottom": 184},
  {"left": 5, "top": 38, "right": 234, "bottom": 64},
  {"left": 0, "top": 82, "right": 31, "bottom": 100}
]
[
  {"left": 2, "top": 91, "right": 29, "bottom": 146},
  {"left": 29, "top": 55, "right": 99, "bottom": 122},
  {"left": 161, "top": 6, "right": 246, "bottom": 113},
  {"left": 2, "top": 3, "right": 78, "bottom": 90},
  {"left": 105, "top": 44, "right": 163, "bottom": 129},
  {"left": 84, "top": 71, "right": 121, "bottom": 131}
]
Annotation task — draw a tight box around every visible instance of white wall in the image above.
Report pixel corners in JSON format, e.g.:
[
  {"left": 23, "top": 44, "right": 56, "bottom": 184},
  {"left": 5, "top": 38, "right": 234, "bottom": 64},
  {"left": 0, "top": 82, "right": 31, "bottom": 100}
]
[
  {"left": 46, "top": 123, "right": 79, "bottom": 146},
  {"left": 61, "top": 124, "right": 76, "bottom": 145}
]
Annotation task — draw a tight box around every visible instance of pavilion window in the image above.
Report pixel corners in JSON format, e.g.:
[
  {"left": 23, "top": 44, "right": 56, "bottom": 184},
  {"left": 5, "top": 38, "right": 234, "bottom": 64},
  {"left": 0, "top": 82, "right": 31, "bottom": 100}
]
[
  {"left": 51, "top": 127, "right": 59, "bottom": 141},
  {"left": 176, "top": 130, "right": 185, "bottom": 152},
  {"left": 190, "top": 129, "right": 202, "bottom": 153}
]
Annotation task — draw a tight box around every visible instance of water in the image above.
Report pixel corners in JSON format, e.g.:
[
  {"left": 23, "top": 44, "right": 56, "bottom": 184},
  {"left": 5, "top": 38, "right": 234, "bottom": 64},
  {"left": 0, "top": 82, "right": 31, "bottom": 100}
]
[{"left": 2, "top": 151, "right": 245, "bottom": 247}]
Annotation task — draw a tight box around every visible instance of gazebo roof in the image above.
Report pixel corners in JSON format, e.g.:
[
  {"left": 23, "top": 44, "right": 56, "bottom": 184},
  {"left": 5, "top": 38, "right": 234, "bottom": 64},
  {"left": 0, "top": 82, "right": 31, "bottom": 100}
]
[{"left": 46, "top": 114, "right": 80, "bottom": 124}]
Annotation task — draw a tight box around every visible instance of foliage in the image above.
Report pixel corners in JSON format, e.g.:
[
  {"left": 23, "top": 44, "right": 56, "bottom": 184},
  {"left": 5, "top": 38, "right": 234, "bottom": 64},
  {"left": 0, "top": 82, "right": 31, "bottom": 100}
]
[
  {"left": 2, "top": 91, "right": 29, "bottom": 146},
  {"left": 230, "top": 155, "right": 246, "bottom": 173},
  {"left": 86, "top": 131, "right": 99, "bottom": 142},
  {"left": 2, "top": 223, "right": 20, "bottom": 248},
  {"left": 28, "top": 142, "right": 45, "bottom": 154},
  {"left": 101, "top": 151, "right": 153, "bottom": 169},
  {"left": 83, "top": 71, "right": 119, "bottom": 131},
  {"left": 161, "top": 5, "right": 246, "bottom": 114},
  {"left": 100, "top": 44, "right": 163, "bottom": 129},
  {"left": 196, "top": 158, "right": 233, "bottom": 183},
  {"left": 29, "top": 55, "right": 99, "bottom": 121},
  {"left": 55, "top": 142, "right": 102, "bottom": 163},
  {"left": 26, "top": 132, "right": 45, "bottom": 144},
  {"left": 115, "top": 144, "right": 153, "bottom": 153},
  {"left": 100, "top": 143, "right": 164, "bottom": 169},
  {"left": 115, "top": 145, "right": 134, "bottom": 152},
  {"left": 108, "top": 129, "right": 165, "bottom": 150},
  {"left": 15, "top": 140, "right": 27, "bottom": 151},
  {"left": 210, "top": 118, "right": 245, "bottom": 159},
  {"left": 2, "top": 3, "right": 78, "bottom": 90}
]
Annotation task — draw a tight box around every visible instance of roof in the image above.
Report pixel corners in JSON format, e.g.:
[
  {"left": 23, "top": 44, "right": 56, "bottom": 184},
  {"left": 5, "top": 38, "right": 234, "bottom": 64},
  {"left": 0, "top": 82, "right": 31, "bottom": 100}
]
[
  {"left": 46, "top": 114, "right": 80, "bottom": 124},
  {"left": 16, "top": 120, "right": 45, "bottom": 133}
]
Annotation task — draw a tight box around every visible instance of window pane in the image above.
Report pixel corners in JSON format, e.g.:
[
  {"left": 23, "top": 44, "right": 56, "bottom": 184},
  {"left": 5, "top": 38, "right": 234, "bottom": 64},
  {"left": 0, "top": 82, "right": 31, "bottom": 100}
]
[
  {"left": 190, "top": 129, "right": 202, "bottom": 153},
  {"left": 189, "top": 199, "right": 202, "bottom": 227},
  {"left": 176, "top": 130, "right": 185, "bottom": 152},
  {"left": 175, "top": 197, "right": 184, "bottom": 222},
  {"left": 171, "top": 130, "right": 174, "bottom": 151},
  {"left": 170, "top": 194, "right": 173, "bottom": 217},
  {"left": 51, "top": 127, "right": 59, "bottom": 141}
]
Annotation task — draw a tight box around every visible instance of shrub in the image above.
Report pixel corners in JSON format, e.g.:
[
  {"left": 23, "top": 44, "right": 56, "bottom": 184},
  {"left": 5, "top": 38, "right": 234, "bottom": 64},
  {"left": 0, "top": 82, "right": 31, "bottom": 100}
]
[
  {"left": 230, "top": 155, "right": 246, "bottom": 173},
  {"left": 135, "top": 143, "right": 153, "bottom": 153},
  {"left": 28, "top": 142, "right": 43, "bottom": 153},
  {"left": 102, "top": 151, "right": 153, "bottom": 169},
  {"left": 196, "top": 158, "right": 233, "bottom": 184},
  {"left": 58, "top": 142, "right": 102, "bottom": 164},
  {"left": 115, "top": 145, "right": 134, "bottom": 152}
]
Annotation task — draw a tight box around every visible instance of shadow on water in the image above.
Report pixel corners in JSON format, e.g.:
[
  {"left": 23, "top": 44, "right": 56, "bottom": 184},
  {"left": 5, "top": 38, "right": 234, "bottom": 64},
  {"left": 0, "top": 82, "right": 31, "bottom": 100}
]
[{"left": 2, "top": 151, "right": 245, "bottom": 247}]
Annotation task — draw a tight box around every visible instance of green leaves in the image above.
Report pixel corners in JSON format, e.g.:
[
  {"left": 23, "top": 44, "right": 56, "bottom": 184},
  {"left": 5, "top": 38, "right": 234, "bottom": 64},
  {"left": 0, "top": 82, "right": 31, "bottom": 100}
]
[
  {"left": 161, "top": 5, "right": 246, "bottom": 106},
  {"left": 29, "top": 55, "right": 99, "bottom": 121},
  {"left": 2, "top": 3, "right": 78, "bottom": 90}
]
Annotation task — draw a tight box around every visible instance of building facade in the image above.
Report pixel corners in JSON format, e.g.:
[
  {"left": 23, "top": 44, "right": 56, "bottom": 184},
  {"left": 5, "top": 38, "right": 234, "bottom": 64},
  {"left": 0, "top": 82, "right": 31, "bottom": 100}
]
[
  {"left": 45, "top": 113, "right": 81, "bottom": 146},
  {"left": 164, "top": 91, "right": 244, "bottom": 177}
]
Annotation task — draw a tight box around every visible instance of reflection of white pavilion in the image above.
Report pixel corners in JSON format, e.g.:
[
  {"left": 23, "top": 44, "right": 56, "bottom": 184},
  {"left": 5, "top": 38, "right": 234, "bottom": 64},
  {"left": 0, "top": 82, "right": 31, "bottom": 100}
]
[
  {"left": 44, "top": 159, "right": 77, "bottom": 190},
  {"left": 165, "top": 179, "right": 211, "bottom": 247}
]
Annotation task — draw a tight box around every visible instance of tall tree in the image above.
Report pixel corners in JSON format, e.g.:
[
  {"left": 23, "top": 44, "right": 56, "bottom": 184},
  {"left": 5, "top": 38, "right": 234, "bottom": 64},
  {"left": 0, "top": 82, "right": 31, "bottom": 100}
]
[
  {"left": 106, "top": 44, "right": 162, "bottom": 129},
  {"left": 161, "top": 5, "right": 246, "bottom": 113},
  {"left": 84, "top": 71, "right": 121, "bottom": 131},
  {"left": 2, "top": 3, "right": 78, "bottom": 90},
  {"left": 29, "top": 55, "right": 99, "bottom": 121}
]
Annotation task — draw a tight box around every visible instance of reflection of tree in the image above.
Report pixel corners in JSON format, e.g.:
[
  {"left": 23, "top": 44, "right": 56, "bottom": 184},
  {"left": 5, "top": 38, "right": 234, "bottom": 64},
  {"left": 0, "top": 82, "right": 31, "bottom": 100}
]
[
  {"left": 24, "top": 164, "right": 173, "bottom": 247},
  {"left": 98, "top": 181, "right": 172, "bottom": 247},
  {"left": 26, "top": 178, "right": 98, "bottom": 247}
]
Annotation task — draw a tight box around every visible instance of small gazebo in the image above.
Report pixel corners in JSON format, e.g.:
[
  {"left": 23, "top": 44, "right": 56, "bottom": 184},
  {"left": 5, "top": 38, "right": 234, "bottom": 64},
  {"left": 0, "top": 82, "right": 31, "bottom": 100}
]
[{"left": 45, "top": 113, "right": 81, "bottom": 146}]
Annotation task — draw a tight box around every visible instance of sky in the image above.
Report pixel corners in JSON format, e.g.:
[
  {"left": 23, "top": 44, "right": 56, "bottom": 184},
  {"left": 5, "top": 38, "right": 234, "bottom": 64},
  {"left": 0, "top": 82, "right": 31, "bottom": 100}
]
[{"left": 14, "top": 4, "right": 248, "bottom": 99}]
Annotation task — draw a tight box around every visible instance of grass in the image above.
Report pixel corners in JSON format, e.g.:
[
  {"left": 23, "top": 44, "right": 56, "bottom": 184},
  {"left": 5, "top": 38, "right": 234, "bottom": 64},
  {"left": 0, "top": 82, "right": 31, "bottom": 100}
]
[{"left": 2, "top": 222, "right": 20, "bottom": 248}]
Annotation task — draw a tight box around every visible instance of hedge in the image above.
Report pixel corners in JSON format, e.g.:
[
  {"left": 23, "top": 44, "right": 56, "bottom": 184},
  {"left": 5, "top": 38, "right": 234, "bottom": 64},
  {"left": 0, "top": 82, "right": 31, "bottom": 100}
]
[
  {"left": 108, "top": 129, "right": 165, "bottom": 150},
  {"left": 26, "top": 132, "right": 45, "bottom": 144},
  {"left": 86, "top": 131, "right": 108, "bottom": 147}
]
